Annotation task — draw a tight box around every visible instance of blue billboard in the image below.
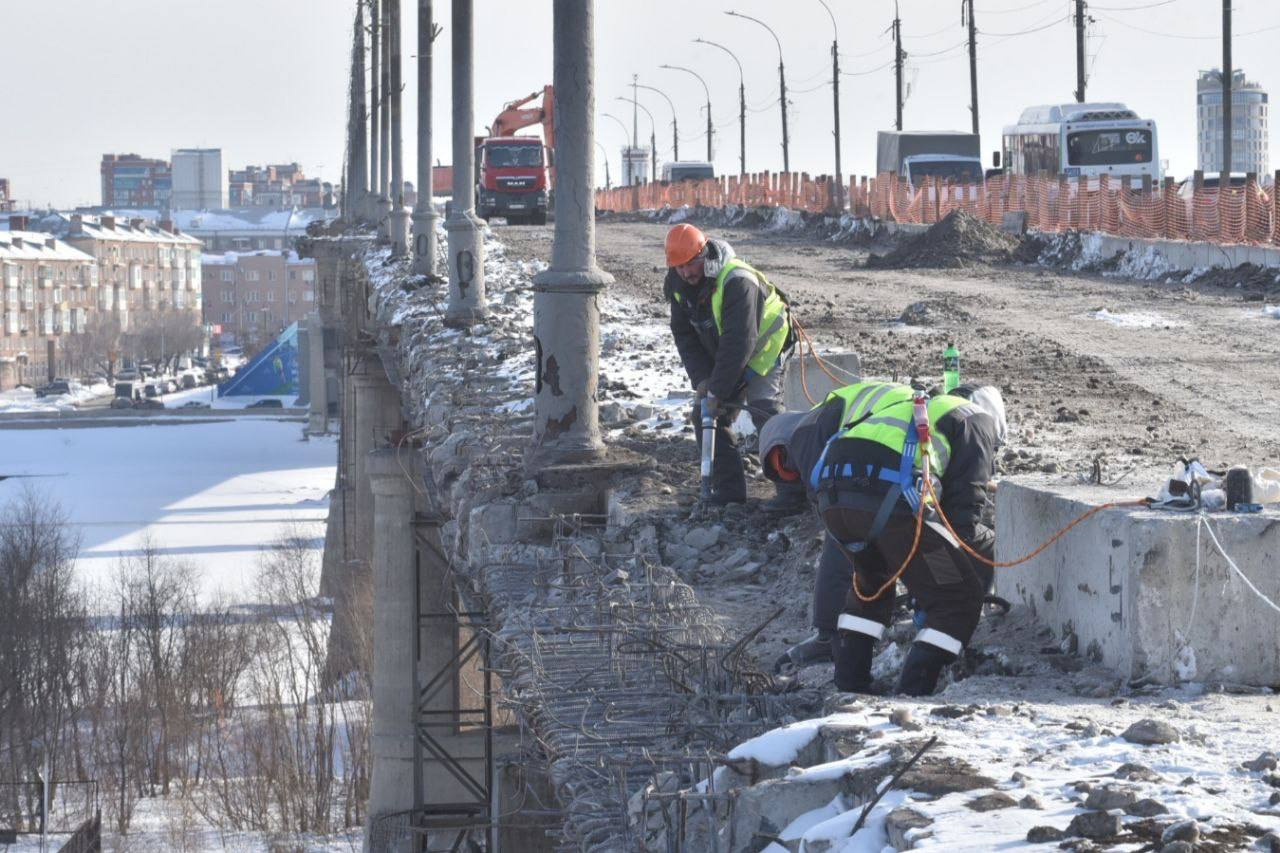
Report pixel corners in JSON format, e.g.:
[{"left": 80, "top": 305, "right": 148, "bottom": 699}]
[{"left": 219, "top": 322, "right": 299, "bottom": 397}]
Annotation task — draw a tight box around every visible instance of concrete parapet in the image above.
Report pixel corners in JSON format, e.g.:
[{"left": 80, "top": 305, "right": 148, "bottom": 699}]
[
  {"left": 995, "top": 481, "right": 1280, "bottom": 686},
  {"left": 782, "top": 351, "right": 861, "bottom": 412}
]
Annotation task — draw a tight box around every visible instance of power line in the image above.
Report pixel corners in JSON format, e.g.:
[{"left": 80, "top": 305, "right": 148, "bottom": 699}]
[
  {"left": 978, "top": 0, "right": 1057, "bottom": 15},
  {"left": 902, "top": 21, "right": 960, "bottom": 40},
  {"left": 1096, "top": 12, "right": 1280, "bottom": 38},
  {"left": 980, "top": 14, "right": 1070, "bottom": 37},
  {"left": 841, "top": 58, "right": 896, "bottom": 77},
  {"left": 840, "top": 40, "right": 892, "bottom": 60},
  {"left": 909, "top": 41, "right": 967, "bottom": 57},
  {"left": 1090, "top": 0, "right": 1178, "bottom": 9}
]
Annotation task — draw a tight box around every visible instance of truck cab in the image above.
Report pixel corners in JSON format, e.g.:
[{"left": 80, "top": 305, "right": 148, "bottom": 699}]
[
  {"left": 877, "top": 130, "right": 984, "bottom": 191},
  {"left": 661, "top": 161, "right": 715, "bottom": 183},
  {"left": 475, "top": 136, "right": 550, "bottom": 225}
]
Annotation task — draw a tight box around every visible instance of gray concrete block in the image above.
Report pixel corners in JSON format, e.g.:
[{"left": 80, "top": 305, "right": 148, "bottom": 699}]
[
  {"left": 995, "top": 481, "right": 1280, "bottom": 685},
  {"left": 782, "top": 351, "right": 861, "bottom": 413}
]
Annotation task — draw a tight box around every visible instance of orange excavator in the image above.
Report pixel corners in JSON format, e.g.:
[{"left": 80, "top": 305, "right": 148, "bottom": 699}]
[{"left": 475, "top": 86, "right": 554, "bottom": 224}]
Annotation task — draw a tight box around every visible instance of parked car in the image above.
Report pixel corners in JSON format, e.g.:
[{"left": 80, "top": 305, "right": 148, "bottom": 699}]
[
  {"left": 109, "top": 397, "right": 133, "bottom": 409},
  {"left": 116, "top": 369, "right": 140, "bottom": 382},
  {"left": 181, "top": 374, "right": 197, "bottom": 390},
  {"left": 143, "top": 383, "right": 160, "bottom": 398},
  {"left": 34, "top": 380, "right": 72, "bottom": 398},
  {"left": 114, "top": 382, "right": 135, "bottom": 399},
  {"left": 246, "top": 398, "right": 284, "bottom": 409},
  {"left": 135, "top": 398, "right": 165, "bottom": 410},
  {"left": 179, "top": 400, "right": 211, "bottom": 409}
]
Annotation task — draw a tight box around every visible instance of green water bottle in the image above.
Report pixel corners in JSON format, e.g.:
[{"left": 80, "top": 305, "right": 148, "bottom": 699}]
[{"left": 943, "top": 342, "right": 960, "bottom": 392}]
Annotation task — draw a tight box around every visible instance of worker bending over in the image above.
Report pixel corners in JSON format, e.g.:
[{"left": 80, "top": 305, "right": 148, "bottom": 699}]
[
  {"left": 760, "top": 381, "right": 1006, "bottom": 695},
  {"left": 663, "top": 223, "right": 805, "bottom": 512}
]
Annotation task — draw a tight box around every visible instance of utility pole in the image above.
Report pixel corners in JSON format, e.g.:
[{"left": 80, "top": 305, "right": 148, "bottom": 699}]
[
  {"left": 412, "top": 0, "right": 441, "bottom": 274},
  {"left": 894, "top": 4, "right": 904, "bottom": 131},
  {"left": 388, "top": 0, "right": 410, "bottom": 256},
  {"left": 966, "top": 0, "right": 979, "bottom": 135},
  {"left": 621, "top": 96, "right": 658, "bottom": 181},
  {"left": 445, "top": 0, "right": 487, "bottom": 323},
  {"left": 532, "top": 0, "right": 614, "bottom": 464},
  {"left": 601, "top": 112, "right": 630, "bottom": 183},
  {"left": 818, "top": 0, "right": 842, "bottom": 211},
  {"left": 631, "top": 74, "right": 638, "bottom": 150},
  {"left": 1221, "top": 0, "right": 1232, "bottom": 182},
  {"left": 347, "top": 3, "right": 369, "bottom": 222},
  {"left": 696, "top": 38, "right": 747, "bottom": 175},
  {"left": 726, "top": 12, "right": 787, "bottom": 171},
  {"left": 1074, "top": 0, "right": 1087, "bottom": 103},
  {"left": 369, "top": 0, "right": 380, "bottom": 221}
]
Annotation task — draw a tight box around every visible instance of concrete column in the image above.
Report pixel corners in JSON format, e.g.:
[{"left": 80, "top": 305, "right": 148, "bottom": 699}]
[
  {"left": 306, "top": 312, "right": 328, "bottom": 433},
  {"left": 411, "top": 0, "right": 440, "bottom": 276},
  {"left": 388, "top": 0, "right": 411, "bottom": 257},
  {"left": 376, "top": 0, "right": 393, "bottom": 240},
  {"left": 530, "top": 0, "right": 613, "bottom": 462},
  {"left": 365, "top": 448, "right": 417, "bottom": 825},
  {"left": 444, "top": 0, "right": 488, "bottom": 324},
  {"left": 368, "top": 0, "right": 382, "bottom": 224},
  {"left": 351, "top": 368, "right": 403, "bottom": 570},
  {"left": 348, "top": 2, "right": 369, "bottom": 224}
]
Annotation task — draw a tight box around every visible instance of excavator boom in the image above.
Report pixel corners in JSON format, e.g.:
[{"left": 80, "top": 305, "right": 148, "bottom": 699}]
[{"left": 488, "top": 85, "right": 555, "bottom": 150}]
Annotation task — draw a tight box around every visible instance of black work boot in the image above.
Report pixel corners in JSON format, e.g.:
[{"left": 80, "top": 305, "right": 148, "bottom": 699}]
[
  {"left": 773, "top": 630, "right": 833, "bottom": 672},
  {"left": 833, "top": 630, "right": 877, "bottom": 693},
  {"left": 709, "top": 432, "right": 747, "bottom": 505},
  {"left": 895, "top": 641, "right": 958, "bottom": 697},
  {"left": 762, "top": 482, "right": 808, "bottom": 515}
]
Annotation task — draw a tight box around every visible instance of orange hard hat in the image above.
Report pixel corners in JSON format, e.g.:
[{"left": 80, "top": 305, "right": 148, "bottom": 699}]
[{"left": 665, "top": 223, "right": 707, "bottom": 267}]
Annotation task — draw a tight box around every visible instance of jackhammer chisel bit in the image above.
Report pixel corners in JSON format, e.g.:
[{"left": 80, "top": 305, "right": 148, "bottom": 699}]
[{"left": 700, "top": 396, "right": 716, "bottom": 501}]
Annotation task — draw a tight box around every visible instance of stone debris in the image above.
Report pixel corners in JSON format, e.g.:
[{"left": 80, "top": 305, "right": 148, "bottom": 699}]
[
  {"left": 965, "top": 791, "right": 1017, "bottom": 812},
  {"left": 1066, "top": 809, "right": 1123, "bottom": 839},
  {"left": 1084, "top": 785, "right": 1137, "bottom": 810},
  {"left": 1244, "top": 751, "right": 1279, "bottom": 772},
  {"left": 868, "top": 210, "right": 1020, "bottom": 270},
  {"left": 1122, "top": 718, "right": 1182, "bottom": 745},
  {"left": 1160, "top": 819, "right": 1200, "bottom": 845}
]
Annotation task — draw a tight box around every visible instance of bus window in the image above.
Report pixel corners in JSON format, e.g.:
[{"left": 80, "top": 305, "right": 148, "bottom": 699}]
[{"left": 1067, "top": 129, "right": 1152, "bottom": 166}]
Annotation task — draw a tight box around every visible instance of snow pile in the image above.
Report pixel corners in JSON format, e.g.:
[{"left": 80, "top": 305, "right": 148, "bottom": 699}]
[
  {"left": 764, "top": 206, "right": 807, "bottom": 233},
  {"left": 1265, "top": 305, "right": 1280, "bottom": 319},
  {"left": 1089, "top": 308, "right": 1183, "bottom": 329},
  {"left": 1110, "top": 243, "right": 1179, "bottom": 280},
  {"left": 0, "top": 380, "right": 111, "bottom": 413}
]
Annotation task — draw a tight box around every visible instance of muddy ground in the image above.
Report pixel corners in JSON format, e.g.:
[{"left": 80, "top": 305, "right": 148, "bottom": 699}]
[{"left": 494, "top": 218, "right": 1280, "bottom": 686}]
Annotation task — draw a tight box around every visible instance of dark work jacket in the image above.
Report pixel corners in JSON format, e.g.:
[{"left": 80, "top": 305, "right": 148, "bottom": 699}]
[
  {"left": 664, "top": 238, "right": 765, "bottom": 401},
  {"left": 784, "top": 394, "right": 999, "bottom": 559}
]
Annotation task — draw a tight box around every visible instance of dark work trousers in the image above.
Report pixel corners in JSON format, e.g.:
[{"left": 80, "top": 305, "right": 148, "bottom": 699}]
[
  {"left": 690, "top": 365, "right": 787, "bottom": 503},
  {"left": 812, "top": 503, "right": 990, "bottom": 646}
]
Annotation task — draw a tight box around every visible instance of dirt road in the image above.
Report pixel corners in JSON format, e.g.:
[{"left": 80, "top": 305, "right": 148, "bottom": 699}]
[{"left": 500, "top": 219, "right": 1280, "bottom": 484}]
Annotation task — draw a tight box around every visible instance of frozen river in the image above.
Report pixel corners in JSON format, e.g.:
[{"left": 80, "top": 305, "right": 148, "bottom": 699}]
[{"left": 0, "top": 415, "right": 336, "bottom": 603}]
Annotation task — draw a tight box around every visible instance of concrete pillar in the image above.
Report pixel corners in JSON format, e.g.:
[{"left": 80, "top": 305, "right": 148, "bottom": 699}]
[
  {"left": 388, "top": 0, "right": 411, "bottom": 257},
  {"left": 365, "top": 448, "right": 417, "bottom": 826},
  {"left": 444, "top": 0, "right": 488, "bottom": 324},
  {"left": 376, "top": 0, "right": 393, "bottom": 241},
  {"left": 411, "top": 0, "right": 440, "bottom": 277},
  {"left": 530, "top": 0, "right": 613, "bottom": 462},
  {"left": 351, "top": 369, "right": 404, "bottom": 570},
  {"left": 368, "top": 0, "right": 382, "bottom": 224},
  {"left": 348, "top": 2, "right": 369, "bottom": 224},
  {"left": 306, "top": 312, "right": 328, "bottom": 433}
]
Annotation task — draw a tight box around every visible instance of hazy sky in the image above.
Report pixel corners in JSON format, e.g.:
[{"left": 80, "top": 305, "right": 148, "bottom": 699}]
[{"left": 4, "top": 0, "right": 1278, "bottom": 209}]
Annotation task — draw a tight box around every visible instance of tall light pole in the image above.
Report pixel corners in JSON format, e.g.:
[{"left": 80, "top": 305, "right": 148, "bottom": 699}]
[
  {"left": 726, "top": 10, "right": 788, "bottom": 172},
  {"left": 412, "top": 0, "right": 442, "bottom": 275},
  {"left": 388, "top": 0, "right": 410, "bottom": 257},
  {"left": 817, "top": 0, "right": 842, "bottom": 210},
  {"left": 594, "top": 140, "right": 611, "bottom": 189},
  {"left": 601, "top": 112, "right": 631, "bottom": 183},
  {"left": 369, "top": 0, "right": 381, "bottom": 221},
  {"left": 965, "top": 0, "right": 979, "bottom": 135},
  {"left": 659, "top": 64, "right": 713, "bottom": 163},
  {"left": 636, "top": 83, "right": 678, "bottom": 163},
  {"left": 695, "top": 37, "right": 746, "bottom": 175},
  {"left": 893, "top": 3, "right": 905, "bottom": 131},
  {"left": 618, "top": 95, "right": 658, "bottom": 182}
]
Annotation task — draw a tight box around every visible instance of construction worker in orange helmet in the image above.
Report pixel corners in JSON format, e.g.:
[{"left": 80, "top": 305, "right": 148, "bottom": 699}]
[{"left": 662, "top": 223, "right": 804, "bottom": 512}]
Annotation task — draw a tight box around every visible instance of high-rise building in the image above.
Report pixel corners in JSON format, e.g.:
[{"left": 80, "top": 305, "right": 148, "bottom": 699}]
[
  {"left": 100, "top": 154, "right": 172, "bottom": 209},
  {"left": 171, "top": 148, "right": 225, "bottom": 209},
  {"left": 0, "top": 179, "right": 12, "bottom": 212},
  {"left": 1197, "top": 69, "right": 1270, "bottom": 176},
  {"left": 228, "top": 163, "right": 327, "bottom": 208}
]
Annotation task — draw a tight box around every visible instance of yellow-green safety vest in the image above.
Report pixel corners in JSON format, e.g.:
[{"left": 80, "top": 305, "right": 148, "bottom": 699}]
[
  {"left": 820, "top": 381, "right": 970, "bottom": 475},
  {"left": 674, "top": 258, "right": 791, "bottom": 375}
]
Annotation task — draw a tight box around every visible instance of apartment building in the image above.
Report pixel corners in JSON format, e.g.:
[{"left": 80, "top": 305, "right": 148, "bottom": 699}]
[
  {"left": 63, "top": 214, "right": 203, "bottom": 331},
  {"left": 200, "top": 250, "right": 316, "bottom": 354},
  {"left": 1197, "top": 69, "right": 1270, "bottom": 176},
  {"left": 0, "top": 178, "right": 13, "bottom": 212},
  {"left": 228, "top": 163, "right": 329, "bottom": 208},
  {"left": 172, "top": 148, "right": 225, "bottom": 209},
  {"left": 101, "top": 154, "right": 172, "bottom": 208},
  {"left": 0, "top": 221, "right": 99, "bottom": 389}
]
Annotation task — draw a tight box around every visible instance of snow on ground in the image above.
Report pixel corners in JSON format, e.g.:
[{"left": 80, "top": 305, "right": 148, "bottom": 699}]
[
  {"left": 0, "top": 380, "right": 111, "bottom": 413},
  {"left": 0, "top": 419, "right": 336, "bottom": 603},
  {"left": 1264, "top": 305, "right": 1280, "bottom": 320},
  {"left": 1089, "top": 308, "right": 1182, "bottom": 329},
  {"left": 159, "top": 382, "right": 300, "bottom": 409}
]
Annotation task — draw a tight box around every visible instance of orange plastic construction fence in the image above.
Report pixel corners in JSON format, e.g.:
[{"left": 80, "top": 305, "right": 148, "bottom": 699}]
[{"left": 595, "top": 171, "right": 1280, "bottom": 248}]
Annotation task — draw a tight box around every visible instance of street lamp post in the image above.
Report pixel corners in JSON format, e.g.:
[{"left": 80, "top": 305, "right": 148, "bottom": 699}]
[
  {"left": 635, "top": 83, "right": 678, "bottom": 163},
  {"left": 726, "top": 10, "right": 788, "bottom": 172},
  {"left": 694, "top": 37, "right": 746, "bottom": 175},
  {"left": 660, "top": 64, "right": 713, "bottom": 163},
  {"left": 594, "top": 140, "right": 611, "bottom": 189},
  {"left": 618, "top": 96, "right": 658, "bottom": 182},
  {"left": 601, "top": 112, "right": 631, "bottom": 183},
  {"left": 817, "top": 0, "right": 842, "bottom": 211}
]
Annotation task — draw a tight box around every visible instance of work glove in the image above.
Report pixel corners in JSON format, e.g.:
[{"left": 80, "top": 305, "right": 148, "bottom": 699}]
[
  {"left": 694, "top": 378, "right": 710, "bottom": 397},
  {"left": 702, "top": 394, "right": 719, "bottom": 418}
]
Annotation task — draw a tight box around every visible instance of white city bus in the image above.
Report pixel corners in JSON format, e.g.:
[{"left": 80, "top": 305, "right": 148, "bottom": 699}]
[{"left": 1001, "top": 102, "right": 1160, "bottom": 186}]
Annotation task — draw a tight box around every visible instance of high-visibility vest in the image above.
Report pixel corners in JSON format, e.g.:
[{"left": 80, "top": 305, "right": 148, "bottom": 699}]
[
  {"left": 673, "top": 258, "right": 791, "bottom": 375},
  {"left": 820, "top": 381, "right": 970, "bottom": 475}
]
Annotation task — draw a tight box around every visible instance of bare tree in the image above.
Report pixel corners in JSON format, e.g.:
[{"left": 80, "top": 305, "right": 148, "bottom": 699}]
[{"left": 60, "top": 313, "right": 125, "bottom": 381}]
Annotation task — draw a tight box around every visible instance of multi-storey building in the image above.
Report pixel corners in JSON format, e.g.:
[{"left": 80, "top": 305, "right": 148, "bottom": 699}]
[
  {"left": 200, "top": 250, "right": 317, "bottom": 354},
  {"left": 101, "top": 154, "right": 172, "bottom": 208},
  {"left": 228, "top": 163, "right": 329, "bottom": 208},
  {"left": 63, "top": 214, "right": 204, "bottom": 332},
  {"left": 0, "top": 219, "right": 99, "bottom": 389},
  {"left": 172, "top": 148, "right": 225, "bottom": 209},
  {"left": 1197, "top": 69, "right": 1270, "bottom": 176},
  {"left": 0, "top": 178, "right": 13, "bottom": 212}
]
